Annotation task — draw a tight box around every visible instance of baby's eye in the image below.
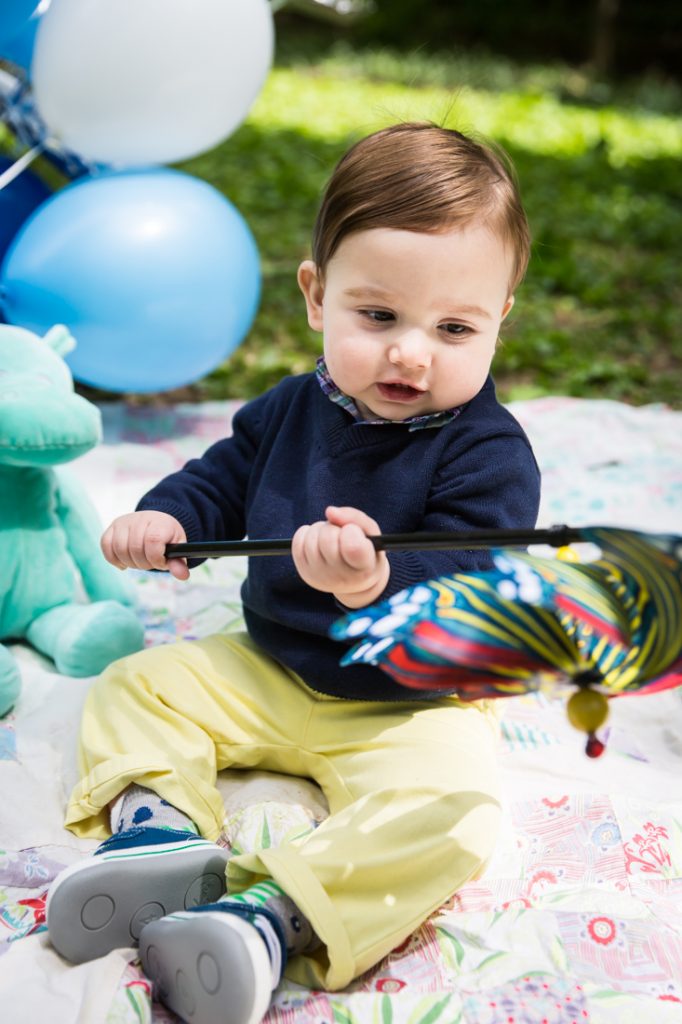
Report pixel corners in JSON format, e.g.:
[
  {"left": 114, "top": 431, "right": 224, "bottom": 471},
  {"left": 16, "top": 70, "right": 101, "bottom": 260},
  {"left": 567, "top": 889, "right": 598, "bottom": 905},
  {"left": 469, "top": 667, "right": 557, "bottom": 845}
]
[
  {"left": 440, "top": 322, "right": 470, "bottom": 337},
  {"left": 361, "top": 309, "right": 395, "bottom": 323}
]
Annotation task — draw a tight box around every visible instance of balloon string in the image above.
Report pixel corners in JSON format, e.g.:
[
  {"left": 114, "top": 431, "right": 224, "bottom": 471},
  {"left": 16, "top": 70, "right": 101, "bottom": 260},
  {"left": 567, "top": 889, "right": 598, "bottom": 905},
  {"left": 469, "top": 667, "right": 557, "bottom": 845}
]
[{"left": 0, "top": 144, "right": 44, "bottom": 191}]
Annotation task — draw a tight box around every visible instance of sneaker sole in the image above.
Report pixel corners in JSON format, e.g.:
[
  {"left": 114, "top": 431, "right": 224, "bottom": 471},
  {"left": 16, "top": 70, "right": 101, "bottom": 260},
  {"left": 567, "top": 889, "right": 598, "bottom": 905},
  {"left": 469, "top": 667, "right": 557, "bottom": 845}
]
[
  {"left": 140, "top": 911, "right": 272, "bottom": 1024},
  {"left": 46, "top": 839, "right": 230, "bottom": 964}
]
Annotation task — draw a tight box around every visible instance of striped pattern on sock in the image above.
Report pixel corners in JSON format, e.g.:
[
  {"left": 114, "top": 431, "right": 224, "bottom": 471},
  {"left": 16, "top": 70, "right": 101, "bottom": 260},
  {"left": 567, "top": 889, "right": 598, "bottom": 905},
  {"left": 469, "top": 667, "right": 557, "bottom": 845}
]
[
  {"left": 224, "top": 879, "right": 284, "bottom": 908},
  {"left": 221, "top": 879, "right": 316, "bottom": 956}
]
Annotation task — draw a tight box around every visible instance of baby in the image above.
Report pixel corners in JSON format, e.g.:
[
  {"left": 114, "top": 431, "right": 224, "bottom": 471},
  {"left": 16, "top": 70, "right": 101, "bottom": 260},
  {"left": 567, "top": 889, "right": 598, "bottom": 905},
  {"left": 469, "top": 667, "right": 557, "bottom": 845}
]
[{"left": 47, "top": 122, "right": 540, "bottom": 1024}]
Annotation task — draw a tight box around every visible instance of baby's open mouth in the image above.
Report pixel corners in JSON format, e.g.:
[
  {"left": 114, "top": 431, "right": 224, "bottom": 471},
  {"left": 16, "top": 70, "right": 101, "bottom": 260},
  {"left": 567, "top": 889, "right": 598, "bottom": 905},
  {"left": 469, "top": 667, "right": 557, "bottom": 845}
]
[{"left": 377, "top": 382, "right": 424, "bottom": 402}]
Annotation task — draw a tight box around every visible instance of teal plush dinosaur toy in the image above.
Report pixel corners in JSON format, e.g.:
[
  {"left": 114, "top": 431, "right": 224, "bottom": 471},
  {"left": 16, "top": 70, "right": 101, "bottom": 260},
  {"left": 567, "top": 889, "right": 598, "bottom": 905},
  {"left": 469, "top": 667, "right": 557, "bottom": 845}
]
[{"left": 0, "top": 323, "right": 145, "bottom": 716}]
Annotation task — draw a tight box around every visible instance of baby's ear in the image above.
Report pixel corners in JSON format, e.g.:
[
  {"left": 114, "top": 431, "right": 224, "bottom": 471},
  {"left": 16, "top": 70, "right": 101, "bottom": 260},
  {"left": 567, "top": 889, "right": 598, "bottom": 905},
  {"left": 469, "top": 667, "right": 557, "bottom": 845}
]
[
  {"left": 297, "top": 261, "right": 325, "bottom": 332},
  {"left": 501, "top": 295, "right": 515, "bottom": 320}
]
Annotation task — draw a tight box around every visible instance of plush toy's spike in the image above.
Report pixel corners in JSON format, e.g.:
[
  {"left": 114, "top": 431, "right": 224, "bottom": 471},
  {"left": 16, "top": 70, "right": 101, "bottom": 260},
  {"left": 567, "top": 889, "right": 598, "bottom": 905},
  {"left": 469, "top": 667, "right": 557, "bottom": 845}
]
[{"left": 44, "top": 324, "right": 77, "bottom": 357}]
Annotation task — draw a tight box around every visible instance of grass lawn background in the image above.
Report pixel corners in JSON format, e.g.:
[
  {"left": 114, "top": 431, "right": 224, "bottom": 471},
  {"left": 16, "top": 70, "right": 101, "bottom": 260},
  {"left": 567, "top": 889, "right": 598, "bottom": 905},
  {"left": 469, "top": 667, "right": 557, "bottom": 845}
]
[
  {"left": 177, "top": 31, "right": 681, "bottom": 407},
  {"left": 5, "top": 26, "right": 682, "bottom": 406}
]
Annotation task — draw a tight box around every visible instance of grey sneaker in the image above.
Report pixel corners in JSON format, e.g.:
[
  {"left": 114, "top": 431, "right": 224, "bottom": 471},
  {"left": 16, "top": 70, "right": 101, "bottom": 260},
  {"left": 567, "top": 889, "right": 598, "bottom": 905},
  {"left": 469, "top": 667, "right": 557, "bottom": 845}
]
[
  {"left": 46, "top": 827, "right": 230, "bottom": 963},
  {"left": 140, "top": 903, "right": 284, "bottom": 1024}
]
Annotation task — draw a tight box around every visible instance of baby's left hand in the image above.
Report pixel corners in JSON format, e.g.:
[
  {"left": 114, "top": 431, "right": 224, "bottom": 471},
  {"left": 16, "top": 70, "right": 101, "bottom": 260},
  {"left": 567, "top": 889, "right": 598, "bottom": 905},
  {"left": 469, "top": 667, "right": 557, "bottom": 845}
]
[{"left": 292, "top": 505, "right": 390, "bottom": 609}]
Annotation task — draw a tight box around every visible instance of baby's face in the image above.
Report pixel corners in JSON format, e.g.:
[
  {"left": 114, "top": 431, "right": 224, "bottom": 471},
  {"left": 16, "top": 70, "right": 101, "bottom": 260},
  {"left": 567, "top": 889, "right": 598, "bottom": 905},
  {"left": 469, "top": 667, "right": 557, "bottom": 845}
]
[{"left": 299, "top": 224, "right": 514, "bottom": 420}]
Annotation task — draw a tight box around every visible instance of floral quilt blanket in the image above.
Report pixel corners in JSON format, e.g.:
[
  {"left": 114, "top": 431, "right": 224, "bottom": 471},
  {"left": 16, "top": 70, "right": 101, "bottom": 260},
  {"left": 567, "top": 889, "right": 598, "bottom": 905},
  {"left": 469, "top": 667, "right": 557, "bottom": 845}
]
[{"left": 1, "top": 396, "right": 681, "bottom": 1024}]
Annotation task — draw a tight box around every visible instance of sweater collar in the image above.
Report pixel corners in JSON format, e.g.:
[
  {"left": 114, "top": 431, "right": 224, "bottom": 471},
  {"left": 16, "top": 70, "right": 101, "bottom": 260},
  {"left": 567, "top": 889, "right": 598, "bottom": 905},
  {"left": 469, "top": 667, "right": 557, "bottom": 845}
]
[{"left": 315, "top": 357, "right": 462, "bottom": 432}]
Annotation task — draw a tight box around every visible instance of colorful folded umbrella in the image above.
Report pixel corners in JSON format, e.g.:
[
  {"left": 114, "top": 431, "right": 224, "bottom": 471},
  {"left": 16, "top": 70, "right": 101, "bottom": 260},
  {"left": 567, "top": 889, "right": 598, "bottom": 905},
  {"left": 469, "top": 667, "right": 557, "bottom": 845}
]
[{"left": 331, "top": 527, "right": 682, "bottom": 757}]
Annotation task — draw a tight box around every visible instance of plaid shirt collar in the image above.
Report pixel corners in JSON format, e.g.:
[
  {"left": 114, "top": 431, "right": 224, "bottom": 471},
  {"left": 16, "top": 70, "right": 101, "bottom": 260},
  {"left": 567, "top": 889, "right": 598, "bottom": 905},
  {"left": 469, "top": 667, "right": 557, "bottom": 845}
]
[{"left": 315, "top": 356, "right": 462, "bottom": 432}]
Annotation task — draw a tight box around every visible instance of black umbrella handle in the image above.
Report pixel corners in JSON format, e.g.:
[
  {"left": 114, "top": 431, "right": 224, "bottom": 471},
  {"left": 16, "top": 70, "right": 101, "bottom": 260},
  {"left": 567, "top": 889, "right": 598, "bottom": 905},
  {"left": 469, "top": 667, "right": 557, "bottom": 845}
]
[{"left": 166, "top": 524, "right": 583, "bottom": 560}]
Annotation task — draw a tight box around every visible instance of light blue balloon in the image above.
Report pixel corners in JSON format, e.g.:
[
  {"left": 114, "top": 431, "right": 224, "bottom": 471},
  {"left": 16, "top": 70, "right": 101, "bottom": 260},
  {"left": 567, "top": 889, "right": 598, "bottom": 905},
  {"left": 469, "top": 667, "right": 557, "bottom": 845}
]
[
  {"left": 0, "top": 0, "right": 37, "bottom": 49},
  {"left": 0, "top": 169, "right": 261, "bottom": 392}
]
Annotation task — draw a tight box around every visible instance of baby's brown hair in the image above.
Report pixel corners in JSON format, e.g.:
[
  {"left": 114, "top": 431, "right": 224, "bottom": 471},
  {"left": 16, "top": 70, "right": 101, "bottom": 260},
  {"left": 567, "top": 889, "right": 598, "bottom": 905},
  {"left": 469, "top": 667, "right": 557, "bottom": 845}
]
[{"left": 312, "top": 122, "right": 530, "bottom": 293}]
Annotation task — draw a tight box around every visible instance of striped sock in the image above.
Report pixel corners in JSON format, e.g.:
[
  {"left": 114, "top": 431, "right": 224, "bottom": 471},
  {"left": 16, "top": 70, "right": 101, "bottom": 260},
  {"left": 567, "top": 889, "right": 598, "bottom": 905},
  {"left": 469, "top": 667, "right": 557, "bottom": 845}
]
[
  {"left": 221, "top": 879, "right": 317, "bottom": 957},
  {"left": 110, "top": 784, "right": 199, "bottom": 836}
]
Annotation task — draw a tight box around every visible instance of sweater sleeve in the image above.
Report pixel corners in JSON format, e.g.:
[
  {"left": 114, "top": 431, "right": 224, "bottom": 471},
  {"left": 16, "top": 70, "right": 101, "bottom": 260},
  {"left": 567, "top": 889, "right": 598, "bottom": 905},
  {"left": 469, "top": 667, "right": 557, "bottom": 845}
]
[
  {"left": 383, "top": 431, "right": 541, "bottom": 598},
  {"left": 136, "top": 394, "right": 267, "bottom": 542}
]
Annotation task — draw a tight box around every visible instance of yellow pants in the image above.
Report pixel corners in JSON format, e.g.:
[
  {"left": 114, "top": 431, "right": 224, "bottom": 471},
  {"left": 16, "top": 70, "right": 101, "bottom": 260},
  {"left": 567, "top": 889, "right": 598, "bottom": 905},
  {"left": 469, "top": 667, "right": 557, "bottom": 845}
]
[{"left": 66, "top": 632, "right": 501, "bottom": 990}]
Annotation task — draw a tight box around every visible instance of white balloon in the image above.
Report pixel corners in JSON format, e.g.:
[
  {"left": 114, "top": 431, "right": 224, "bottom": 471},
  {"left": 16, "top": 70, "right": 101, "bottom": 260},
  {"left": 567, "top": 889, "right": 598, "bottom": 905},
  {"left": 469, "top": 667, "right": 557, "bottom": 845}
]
[{"left": 31, "top": 0, "right": 274, "bottom": 166}]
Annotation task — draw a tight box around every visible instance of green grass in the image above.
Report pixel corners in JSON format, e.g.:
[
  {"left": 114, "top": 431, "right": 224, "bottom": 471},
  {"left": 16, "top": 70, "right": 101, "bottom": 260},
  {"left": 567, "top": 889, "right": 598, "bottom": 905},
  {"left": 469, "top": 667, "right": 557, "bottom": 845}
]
[
  {"left": 4, "top": 36, "right": 681, "bottom": 406},
  {"left": 174, "top": 39, "right": 681, "bottom": 407}
]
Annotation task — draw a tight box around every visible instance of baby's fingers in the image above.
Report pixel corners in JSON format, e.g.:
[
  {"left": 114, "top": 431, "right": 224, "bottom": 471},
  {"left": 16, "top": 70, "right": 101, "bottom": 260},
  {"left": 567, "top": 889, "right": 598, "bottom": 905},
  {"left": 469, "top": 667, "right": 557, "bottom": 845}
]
[
  {"left": 164, "top": 556, "right": 190, "bottom": 581},
  {"left": 325, "top": 505, "right": 381, "bottom": 537},
  {"left": 102, "top": 512, "right": 187, "bottom": 577},
  {"left": 141, "top": 525, "right": 177, "bottom": 570},
  {"left": 108, "top": 521, "right": 147, "bottom": 570},
  {"left": 139, "top": 517, "right": 189, "bottom": 579},
  {"left": 337, "top": 523, "right": 376, "bottom": 571},
  {"left": 292, "top": 522, "right": 326, "bottom": 570},
  {"left": 100, "top": 523, "right": 125, "bottom": 569},
  {"left": 291, "top": 523, "right": 310, "bottom": 567}
]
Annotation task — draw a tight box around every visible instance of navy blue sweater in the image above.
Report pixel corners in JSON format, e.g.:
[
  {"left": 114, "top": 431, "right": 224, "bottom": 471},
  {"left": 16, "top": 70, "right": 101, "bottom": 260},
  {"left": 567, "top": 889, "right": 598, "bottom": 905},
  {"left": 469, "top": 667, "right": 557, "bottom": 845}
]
[{"left": 138, "top": 373, "right": 540, "bottom": 700}]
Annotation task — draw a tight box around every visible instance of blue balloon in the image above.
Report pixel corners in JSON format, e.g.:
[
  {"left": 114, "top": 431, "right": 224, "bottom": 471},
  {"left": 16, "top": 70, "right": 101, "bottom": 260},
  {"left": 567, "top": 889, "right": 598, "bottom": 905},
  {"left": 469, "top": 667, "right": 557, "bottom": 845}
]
[
  {"left": 1, "top": 8, "right": 40, "bottom": 74},
  {"left": 0, "top": 157, "right": 51, "bottom": 265},
  {"left": 0, "top": 0, "right": 38, "bottom": 49},
  {"left": 0, "top": 169, "right": 261, "bottom": 392}
]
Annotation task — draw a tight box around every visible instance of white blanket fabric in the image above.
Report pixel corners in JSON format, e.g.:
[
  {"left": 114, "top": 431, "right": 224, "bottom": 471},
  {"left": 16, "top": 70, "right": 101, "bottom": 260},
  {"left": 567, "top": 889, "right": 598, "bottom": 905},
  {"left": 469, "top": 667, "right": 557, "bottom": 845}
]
[{"left": 1, "top": 396, "right": 680, "bottom": 1024}]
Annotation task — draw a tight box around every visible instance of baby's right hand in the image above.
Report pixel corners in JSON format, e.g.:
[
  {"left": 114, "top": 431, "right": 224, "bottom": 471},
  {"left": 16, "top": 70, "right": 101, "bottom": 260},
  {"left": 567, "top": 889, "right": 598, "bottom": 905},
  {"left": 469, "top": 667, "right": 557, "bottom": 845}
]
[{"left": 101, "top": 511, "right": 190, "bottom": 581}]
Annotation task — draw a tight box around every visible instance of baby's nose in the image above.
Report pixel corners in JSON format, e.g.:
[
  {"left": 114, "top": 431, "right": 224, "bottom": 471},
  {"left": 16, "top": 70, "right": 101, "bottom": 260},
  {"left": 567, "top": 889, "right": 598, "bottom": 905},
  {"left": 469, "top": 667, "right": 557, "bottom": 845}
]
[{"left": 388, "top": 331, "right": 432, "bottom": 368}]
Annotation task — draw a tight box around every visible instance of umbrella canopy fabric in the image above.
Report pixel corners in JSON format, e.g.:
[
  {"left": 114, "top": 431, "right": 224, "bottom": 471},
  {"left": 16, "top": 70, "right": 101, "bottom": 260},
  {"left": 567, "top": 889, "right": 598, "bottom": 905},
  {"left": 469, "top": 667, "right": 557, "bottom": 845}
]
[{"left": 331, "top": 527, "right": 682, "bottom": 703}]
